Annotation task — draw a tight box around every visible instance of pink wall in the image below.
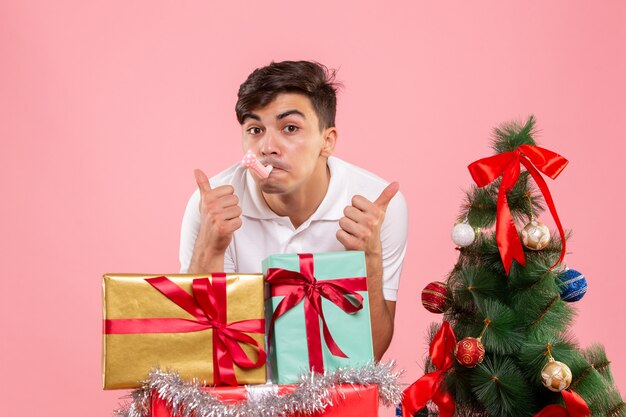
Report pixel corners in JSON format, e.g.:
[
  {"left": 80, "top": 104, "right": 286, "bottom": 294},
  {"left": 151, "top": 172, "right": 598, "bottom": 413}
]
[{"left": 1, "top": 1, "right": 624, "bottom": 415}]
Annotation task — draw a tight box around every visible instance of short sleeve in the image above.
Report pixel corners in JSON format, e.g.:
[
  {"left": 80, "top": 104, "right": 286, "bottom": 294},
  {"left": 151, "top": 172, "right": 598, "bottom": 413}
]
[
  {"left": 223, "top": 246, "right": 236, "bottom": 273},
  {"left": 179, "top": 189, "right": 201, "bottom": 273},
  {"left": 380, "top": 190, "right": 409, "bottom": 301}
]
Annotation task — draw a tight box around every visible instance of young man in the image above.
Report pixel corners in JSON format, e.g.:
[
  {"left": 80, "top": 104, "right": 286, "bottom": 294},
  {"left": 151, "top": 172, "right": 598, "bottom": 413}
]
[{"left": 179, "top": 61, "right": 408, "bottom": 360}]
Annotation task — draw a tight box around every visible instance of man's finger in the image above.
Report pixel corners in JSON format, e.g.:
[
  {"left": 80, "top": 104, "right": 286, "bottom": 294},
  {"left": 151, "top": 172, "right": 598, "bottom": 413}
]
[
  {"left": 220, "top": 205, "right": 243, "bottom": 221},
  {"left": 223, "top": 217, "right": 243, "bottom": 233},
  {"left": 343, "top": 205, "right": 367, "bottom": 223},
  {"left": 373, "top": 181, "right": 399, "bottom": 210},
  {"left": 339, "top": 216, "right": 365, "bottom": 239},
  {"left": 336, "top": 229, "right": 361, "bottom": 251},
  {"left": 209, "top": 193, "right": 239, "bottom": 208},
  {"left": 210, "top": 184, "right": 236, "bottom": 198},
  {"left": 194, "top": 169, "right": 212, "bottom": 193}
]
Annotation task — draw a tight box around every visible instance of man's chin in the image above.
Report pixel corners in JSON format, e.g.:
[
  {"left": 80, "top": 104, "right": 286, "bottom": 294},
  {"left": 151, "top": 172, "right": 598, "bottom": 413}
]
[{"left": 259, "top": 181, "right": 286, "bottom": 194}]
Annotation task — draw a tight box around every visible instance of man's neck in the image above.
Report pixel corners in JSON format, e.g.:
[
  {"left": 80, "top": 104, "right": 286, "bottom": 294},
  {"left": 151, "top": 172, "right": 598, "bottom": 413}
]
[{"left": 262, "top": 162, "right": 331, "bottom": 229}]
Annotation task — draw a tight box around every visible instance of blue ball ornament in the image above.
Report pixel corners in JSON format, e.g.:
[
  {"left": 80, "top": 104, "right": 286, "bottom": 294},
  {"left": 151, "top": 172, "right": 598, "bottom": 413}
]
[{"left": 558, "top": 269, "right": 588, "bottom": 302}]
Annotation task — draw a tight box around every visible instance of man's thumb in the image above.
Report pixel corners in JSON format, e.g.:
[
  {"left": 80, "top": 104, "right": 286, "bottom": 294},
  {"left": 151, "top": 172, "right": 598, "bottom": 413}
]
[
  {"left": 374, "top": 181, "right": 400, "bottom": 210},
  {"left": 194, "top": 169, "right": 212, "bottom": 192}
]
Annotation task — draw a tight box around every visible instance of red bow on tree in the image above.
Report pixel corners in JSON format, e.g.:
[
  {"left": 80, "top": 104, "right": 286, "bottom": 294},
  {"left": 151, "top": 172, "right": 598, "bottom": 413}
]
[
  {"left": 468, "top": 144, "right": 568, "bottom": 275},
  {"left": 402, "top": 322, "right": 457, "bottom": 417},
  {"left": 534, "top": 390, "right": 590, "bottom": 417}
]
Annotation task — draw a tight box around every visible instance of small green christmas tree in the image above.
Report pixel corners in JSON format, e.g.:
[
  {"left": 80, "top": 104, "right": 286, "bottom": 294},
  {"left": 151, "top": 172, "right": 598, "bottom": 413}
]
[{"left": 405, "top": 116, "right": 625, "bottom": 417}]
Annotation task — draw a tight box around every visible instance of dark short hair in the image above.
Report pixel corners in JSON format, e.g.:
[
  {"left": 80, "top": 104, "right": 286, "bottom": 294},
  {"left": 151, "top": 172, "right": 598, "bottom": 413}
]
[{"left": 236, "top": 61, "right": 340, "bottom": 130}]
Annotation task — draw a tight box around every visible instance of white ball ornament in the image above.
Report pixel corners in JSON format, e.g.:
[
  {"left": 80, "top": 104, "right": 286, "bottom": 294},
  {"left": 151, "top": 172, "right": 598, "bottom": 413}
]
[
  {"left": 451, "top": 223, "right": 476, "bottom": 247},
  {"left": 541, "top": 358, "right": 572, "bottom": 392},
  {"left": 521, "top": 220, "right": 551, "bottom": 250}
]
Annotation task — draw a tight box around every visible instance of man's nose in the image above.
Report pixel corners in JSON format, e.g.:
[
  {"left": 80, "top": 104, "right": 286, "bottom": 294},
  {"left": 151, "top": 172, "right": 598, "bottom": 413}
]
[{"left": 260, "top": 130, "right": 279, "bottom": 155}]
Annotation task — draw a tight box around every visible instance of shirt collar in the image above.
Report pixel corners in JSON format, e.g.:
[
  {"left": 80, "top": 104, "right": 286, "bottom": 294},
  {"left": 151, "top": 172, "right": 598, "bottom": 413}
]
[{"left": 240, "top": 156, "right": 347, "bottom": 221}]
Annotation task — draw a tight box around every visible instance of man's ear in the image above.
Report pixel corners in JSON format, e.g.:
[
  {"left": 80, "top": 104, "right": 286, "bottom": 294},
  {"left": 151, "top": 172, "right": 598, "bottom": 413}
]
[{"left": 321, "top": 127, "right": 338, "bottom": 157}]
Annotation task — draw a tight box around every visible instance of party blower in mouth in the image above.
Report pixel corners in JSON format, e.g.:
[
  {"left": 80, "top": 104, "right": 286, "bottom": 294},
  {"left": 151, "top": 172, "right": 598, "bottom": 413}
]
[{"left": 241, "top": 150, "right": 273, "bottom": 179}]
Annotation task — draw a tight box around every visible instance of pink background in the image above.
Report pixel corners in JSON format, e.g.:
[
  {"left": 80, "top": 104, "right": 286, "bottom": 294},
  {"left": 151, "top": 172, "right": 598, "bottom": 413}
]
[{"left": 1, "top": 1, "right": 624, "bottom": 415}]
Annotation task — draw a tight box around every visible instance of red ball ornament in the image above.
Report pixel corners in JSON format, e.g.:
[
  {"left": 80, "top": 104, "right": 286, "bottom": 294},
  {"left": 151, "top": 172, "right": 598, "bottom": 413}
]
[
  {"left": 421, "top": 281, "right": 449, "bottom": 314},
  {"left": 454, "top": 337, "right": 485, "bottom": 368}
]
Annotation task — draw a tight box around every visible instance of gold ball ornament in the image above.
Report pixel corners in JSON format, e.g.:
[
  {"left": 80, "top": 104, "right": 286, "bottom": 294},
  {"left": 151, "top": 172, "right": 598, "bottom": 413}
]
[
  {"left": 541, "top": 358, "right": 572, "bottom": 392},
  {"left": 521, "top": 220, "right": 551, "bottom": 250}
]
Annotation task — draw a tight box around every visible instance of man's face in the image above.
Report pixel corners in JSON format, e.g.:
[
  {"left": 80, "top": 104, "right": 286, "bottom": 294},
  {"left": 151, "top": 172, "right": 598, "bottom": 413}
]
[{"left": 241, "top": 93, "right": 336, "bottom": 195}]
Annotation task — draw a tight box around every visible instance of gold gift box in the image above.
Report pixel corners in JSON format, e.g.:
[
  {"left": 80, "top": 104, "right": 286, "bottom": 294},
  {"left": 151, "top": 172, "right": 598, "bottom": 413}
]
[{"left": 102, "top": 273, "right": 266, "bottom": 389}]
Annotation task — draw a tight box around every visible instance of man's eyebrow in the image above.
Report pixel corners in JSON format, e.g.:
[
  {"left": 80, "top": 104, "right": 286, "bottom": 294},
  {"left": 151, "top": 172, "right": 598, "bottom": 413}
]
[
  {"left": 242, "top": 113, "right": 261, "bottom": 123},
  {"left": 277, "top": 109, "right": 306, "bottom": 120}
]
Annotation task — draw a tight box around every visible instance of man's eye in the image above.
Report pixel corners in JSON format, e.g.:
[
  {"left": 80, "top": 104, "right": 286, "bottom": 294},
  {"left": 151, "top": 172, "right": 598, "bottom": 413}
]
[
  {"left": 247, "top": 127, "right": 262, "bottom": 135},
  {"left": 283, "top": 125, "right": 299, "bottom": 133}
]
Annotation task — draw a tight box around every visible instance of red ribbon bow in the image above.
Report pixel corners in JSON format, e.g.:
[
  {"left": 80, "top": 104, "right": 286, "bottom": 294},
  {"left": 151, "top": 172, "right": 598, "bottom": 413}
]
[
  {"left": 468, "top": 144, "right": 568, "bottom": 275},
  {"left": 534, "top": 390, "right": 590, "bottom": 417},
  {"left": 402, "top": 321, "right": 456, "bottom": 417},
  {"left": 104, "top": 275, "right": 266, "bottom": 386},
  {"left": 265, "top": 253, "right": 367, "bottom": 373}
]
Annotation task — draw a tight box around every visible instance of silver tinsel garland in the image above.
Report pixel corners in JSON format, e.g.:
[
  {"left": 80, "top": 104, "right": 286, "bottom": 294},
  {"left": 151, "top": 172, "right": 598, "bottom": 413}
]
[{"left": 115, "top": 362, "right": 403, "bottom": 417}]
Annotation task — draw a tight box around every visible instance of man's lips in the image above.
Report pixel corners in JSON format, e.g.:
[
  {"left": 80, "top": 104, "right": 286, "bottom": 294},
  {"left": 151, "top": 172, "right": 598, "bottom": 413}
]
[
  {"left": 259, "top": 157, "right": 290, "bottom": 171},
  {"left": 263, "top": 166, "right": 285, "bottom": 179}
]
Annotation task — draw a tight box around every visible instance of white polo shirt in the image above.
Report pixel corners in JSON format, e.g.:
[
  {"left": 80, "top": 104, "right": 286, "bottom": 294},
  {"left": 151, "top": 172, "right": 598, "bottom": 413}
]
[{"left": 179, "top": 156, "right": 408, "bottom": 301}]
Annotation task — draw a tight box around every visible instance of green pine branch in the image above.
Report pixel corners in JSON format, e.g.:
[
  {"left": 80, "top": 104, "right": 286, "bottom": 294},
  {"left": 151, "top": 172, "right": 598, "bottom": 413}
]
[
  {"left": 470, "top": 356, "right": 536, "bottom": 417},
  {"left": 582, "top": 344, "right": 614, "bottom": 384},
  {"left": 519, "top": 292, "right": 575, "bottom": 341},
  {"left": 491, "top": 115, "right": 538, "bottom": 154},
  {"left": 475, "top": 299, "right": 525, "bottom": 355},
  {"left": 449, "top": 266, "right": 507, "bottom": 313},
  {"left": 606, "top": 401, "right": 626, "bottom": 417},
  {"left": 460, "top": 172, "right": 545, "bottom": 229}
]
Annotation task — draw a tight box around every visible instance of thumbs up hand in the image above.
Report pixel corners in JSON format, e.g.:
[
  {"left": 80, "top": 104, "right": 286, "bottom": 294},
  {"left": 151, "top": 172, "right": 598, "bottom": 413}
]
[
  {"left": 193, "top": 169, "right": 243, "bottom": 256},
  {"left": 336, "top": 182, "right": 400, "bottom": 256}
]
